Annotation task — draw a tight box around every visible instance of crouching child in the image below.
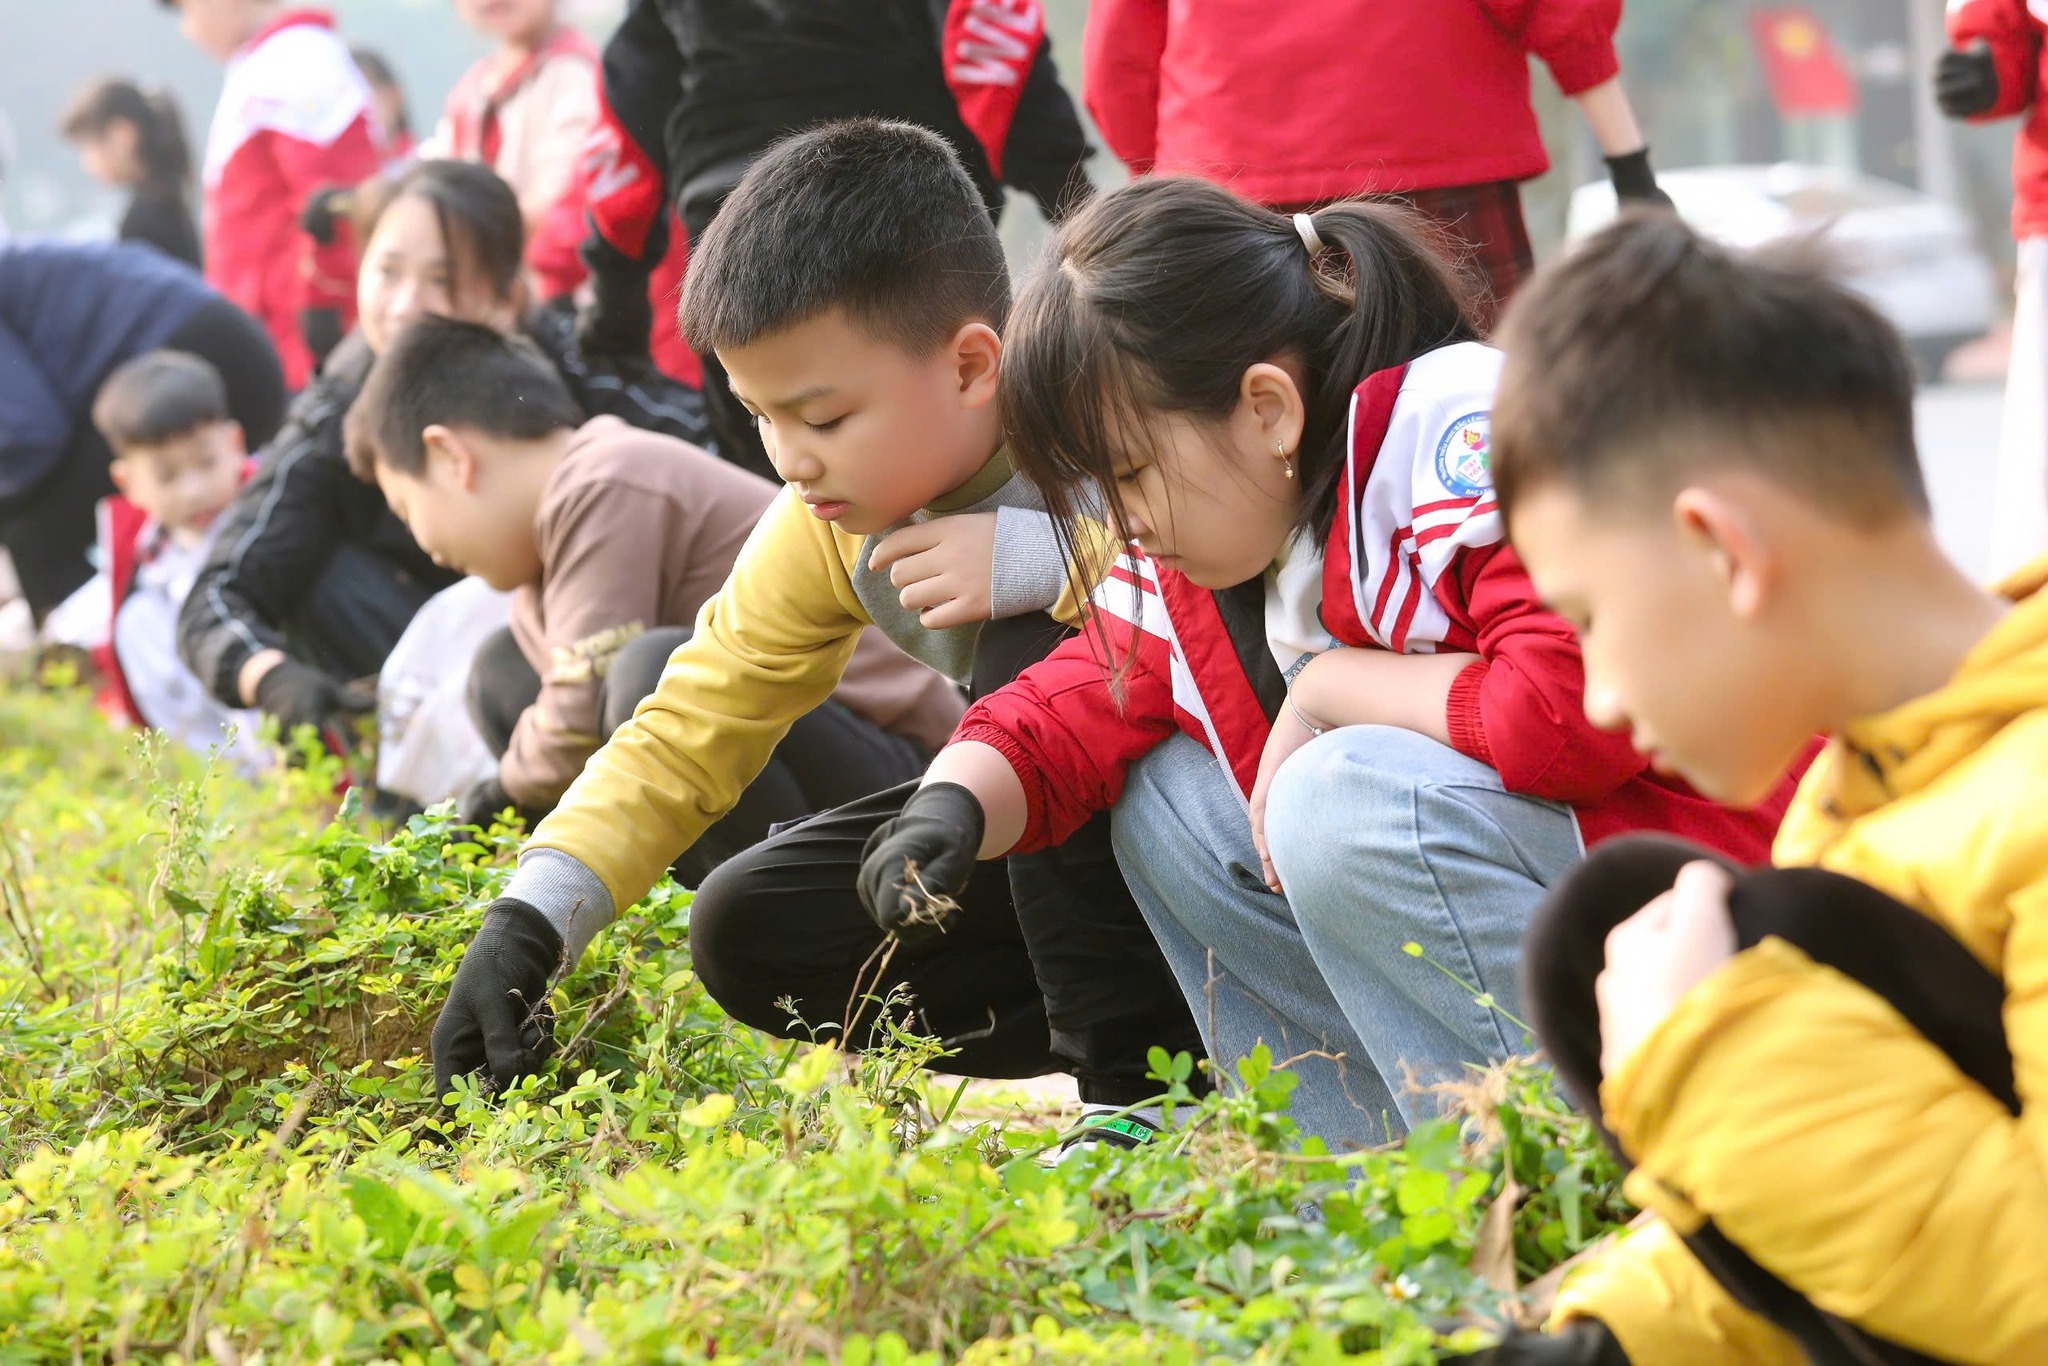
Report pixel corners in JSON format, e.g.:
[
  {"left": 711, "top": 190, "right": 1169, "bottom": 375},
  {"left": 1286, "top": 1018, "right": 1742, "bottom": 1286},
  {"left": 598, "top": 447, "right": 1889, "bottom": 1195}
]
[
  {"left": 1473, "top": 213, "right": 2048, "bottom": 1363},
  {"left": 341, "top": 314, "right": 963, "bottom": 870}
]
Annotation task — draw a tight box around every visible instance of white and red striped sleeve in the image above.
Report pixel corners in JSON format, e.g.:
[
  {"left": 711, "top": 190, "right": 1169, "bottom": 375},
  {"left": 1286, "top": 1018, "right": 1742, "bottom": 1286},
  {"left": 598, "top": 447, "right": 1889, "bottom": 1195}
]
[
  {"left": 952, "top": 553, "right": 1180, "bottom": 853},
  {"left": 1332, "top": 343, "right": 1648, "bottom": 803}
]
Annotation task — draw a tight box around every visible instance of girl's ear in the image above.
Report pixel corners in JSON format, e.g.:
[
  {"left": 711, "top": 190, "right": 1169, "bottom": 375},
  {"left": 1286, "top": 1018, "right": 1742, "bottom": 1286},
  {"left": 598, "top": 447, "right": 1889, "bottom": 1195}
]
[
  {"left": 1235, "top": 361, "right": 1307, "bottom": 466},
  {"left": 951, "top": 321, "right": 1003, "bottom": 409},
  {"left": 1673, "top": 487, "right": 1774, "bottom": 620}
]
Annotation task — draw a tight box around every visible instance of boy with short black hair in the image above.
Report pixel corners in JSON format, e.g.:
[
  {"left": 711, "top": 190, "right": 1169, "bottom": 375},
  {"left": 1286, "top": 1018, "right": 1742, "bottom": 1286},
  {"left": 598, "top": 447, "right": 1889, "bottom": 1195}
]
[
  {"left": 429, "top": 120, "right": 1205, "bottom": 1146},
  {"left": 1467, "top": 212, "right": 2048, "bottom": 1363},
  {"left": 343, "top": 315, "right": 962, "bottom": 865},
  {"left": 50, "top": 350, "right": 265, "bottom": 770}
]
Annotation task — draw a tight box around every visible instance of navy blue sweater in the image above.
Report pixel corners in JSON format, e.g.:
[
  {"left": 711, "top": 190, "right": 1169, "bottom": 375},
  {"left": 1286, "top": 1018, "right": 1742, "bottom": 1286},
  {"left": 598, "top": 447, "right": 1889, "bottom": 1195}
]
[{"left": 0, "top": 241, "right": 218, "bottom": 498}]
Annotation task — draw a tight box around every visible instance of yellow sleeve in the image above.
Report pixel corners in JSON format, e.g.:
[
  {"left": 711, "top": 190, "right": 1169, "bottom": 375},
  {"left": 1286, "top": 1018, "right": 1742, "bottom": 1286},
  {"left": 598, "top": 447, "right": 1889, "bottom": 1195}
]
[
  {"left": 1550, "top": 1218, "right": 1802, "bottom": 1366},
  {"left": 1048, "top": 516, "right": 1119, "bottom": 627},
  {"left": 1598, "top": 921, "right": 2048, "bottom": 1364},
  {"left": 526, "top": 489, "right": 870, "bottom": 913}
]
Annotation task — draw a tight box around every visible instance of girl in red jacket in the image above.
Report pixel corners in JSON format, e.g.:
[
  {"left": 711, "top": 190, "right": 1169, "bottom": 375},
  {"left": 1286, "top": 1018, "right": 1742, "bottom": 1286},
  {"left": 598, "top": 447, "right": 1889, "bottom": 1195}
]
[{"left": 856, "top": 177, "right": 1797, "bottom": 1148}]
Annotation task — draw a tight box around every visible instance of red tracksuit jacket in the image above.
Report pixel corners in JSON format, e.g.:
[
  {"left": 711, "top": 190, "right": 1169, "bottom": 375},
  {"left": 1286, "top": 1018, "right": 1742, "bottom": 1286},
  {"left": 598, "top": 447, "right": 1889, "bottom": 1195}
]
[
  {"left": 957, "top": 343, "right": 1798, "bottom": 860},
  {"left": 200, "top": 8, "right": 381, "bottom": 389},
  {"left": 1081, "top": 0, "right": 1621, "bottom": 204},
  {"left": 1949, "top": 0, "right": 2048, "bottom": 238}
]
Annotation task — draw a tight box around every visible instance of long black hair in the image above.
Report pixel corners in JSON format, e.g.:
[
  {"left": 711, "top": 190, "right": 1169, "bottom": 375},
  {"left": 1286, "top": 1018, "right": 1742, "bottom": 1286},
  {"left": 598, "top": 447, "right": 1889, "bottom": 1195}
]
[
  {"left": 1001, "top": 176, "right": 1479, "bottom": 568},
  {"left": 61, "top": 77, "right": 192, "bottom": 194},
  {"left": 353, "top": 159, "right": 526, "bottom": 303}
]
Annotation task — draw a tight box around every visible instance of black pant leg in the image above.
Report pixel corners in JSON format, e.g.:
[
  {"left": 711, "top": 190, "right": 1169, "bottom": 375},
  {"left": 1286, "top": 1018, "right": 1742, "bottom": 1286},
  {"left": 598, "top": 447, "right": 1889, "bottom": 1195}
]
[
  {"left": 598, "top": 627, "right": 931, "bottom": 888},
  {"left": 1522, "top": 837, "right": 2011, "bottom": 1366},
  {"left": 465, "top": 625, "right": 542, "bottom": 758},
  {"left": 161, "top": 297, "right": 289, "bottom": 451},
  {"left": 974, "top": 612, "right": 1212, "bottom": 1106},
  {"left": 688, "top": 779, "right": 1057, "bottom": 1078},
  {"left": 1, "top": 422, "right": 116, "bottom": 621}
]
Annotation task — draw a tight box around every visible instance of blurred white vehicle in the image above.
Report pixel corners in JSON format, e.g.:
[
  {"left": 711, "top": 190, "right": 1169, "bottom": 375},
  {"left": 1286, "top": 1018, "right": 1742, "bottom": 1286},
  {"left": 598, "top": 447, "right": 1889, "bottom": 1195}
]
[{"left": 1567, "top": 162, "right": 1999, "bottom": 377}]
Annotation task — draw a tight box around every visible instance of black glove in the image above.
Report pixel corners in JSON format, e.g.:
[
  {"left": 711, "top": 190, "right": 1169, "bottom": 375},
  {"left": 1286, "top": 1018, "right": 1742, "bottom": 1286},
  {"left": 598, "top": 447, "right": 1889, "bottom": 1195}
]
[
  {"left": 299, "top": 307, "right": 344, "bottom": 370},
  {"left": 857, "top": 782, "right": 985, "bottom": 947},
  {"left": 456, "top": 774, "right": 516, "bottom": 831},
  {"left": 1438, "top": 1322, "right": 1629, "bottom": 1365},
  {"left": 575, "top": 250, "right": 655, "bottom": 361},
  {"left": 430, "top": 897, "right": 563, "bottom": 1103},
  {"left": 254, "top": 658, "right": 373, "bottom": 740},
  {"left": 1935, "top": 44, "right": 2000, "bottom": 119},
  {"left": 1604, "top": 149, "right": 1673, "bottom": 210},
  {"left": 299, "top": 184, "right": 352, "bottom": 246}
]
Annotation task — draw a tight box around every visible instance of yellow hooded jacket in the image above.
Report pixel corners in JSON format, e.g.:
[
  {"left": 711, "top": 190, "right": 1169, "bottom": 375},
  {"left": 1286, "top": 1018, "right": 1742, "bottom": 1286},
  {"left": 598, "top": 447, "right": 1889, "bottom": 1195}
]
[{"left": 1553, "top": 560, "right": 2048, "bottom": 1365}]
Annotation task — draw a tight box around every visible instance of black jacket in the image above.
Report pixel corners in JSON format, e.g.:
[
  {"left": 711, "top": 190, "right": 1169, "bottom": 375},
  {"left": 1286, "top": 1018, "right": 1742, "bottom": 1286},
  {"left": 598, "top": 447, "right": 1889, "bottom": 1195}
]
[
  {"left": 583, "top": 0, "right": 1093, "bottom": 299},
  {"left": 120, "top": 184, "right": 202, "bottom": 272},
  {"left": 178, "top": 303, "right": 713, "bottom": 706}
]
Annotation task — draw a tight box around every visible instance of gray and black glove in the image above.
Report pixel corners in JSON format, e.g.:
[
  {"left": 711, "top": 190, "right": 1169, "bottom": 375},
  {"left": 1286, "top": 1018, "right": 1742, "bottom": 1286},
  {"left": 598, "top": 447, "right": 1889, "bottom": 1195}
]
[
  {"left": 456, "top": 774, "right": 517, "bottom": 831},
  {"left": 1439, "top": 1322, "right": 1629, "bottom": 1365},
  {"left": 430, "top": 897, "right": 562, "bottom": 1103},
  {"left": 254, "top": 658, "right": 373, "bottom": 742},
  {"left": 1935, "top": 44, "right": 2000, "bottom": 119},
  {"left": 857, "top": 783, "right": 985, "bottom": 948}
]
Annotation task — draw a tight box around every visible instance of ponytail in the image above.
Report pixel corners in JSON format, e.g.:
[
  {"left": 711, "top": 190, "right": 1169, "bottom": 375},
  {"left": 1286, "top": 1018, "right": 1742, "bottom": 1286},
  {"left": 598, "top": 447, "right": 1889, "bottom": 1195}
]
[
  {"left": 1000, "top": 177, "right": 1479, "bottom": 564},
  {"left": 60, "top": 77, "right": 192, "bottom": 193},
  {"left": 139, "top": 87, "right": 193, "bottom": 191}
]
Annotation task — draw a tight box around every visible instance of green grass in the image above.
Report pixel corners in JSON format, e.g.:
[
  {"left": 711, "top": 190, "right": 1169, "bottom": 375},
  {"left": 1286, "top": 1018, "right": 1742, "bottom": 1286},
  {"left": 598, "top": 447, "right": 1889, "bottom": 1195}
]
[{"left": 0, "top": 685, "right": 1630, "bottom": 1364}]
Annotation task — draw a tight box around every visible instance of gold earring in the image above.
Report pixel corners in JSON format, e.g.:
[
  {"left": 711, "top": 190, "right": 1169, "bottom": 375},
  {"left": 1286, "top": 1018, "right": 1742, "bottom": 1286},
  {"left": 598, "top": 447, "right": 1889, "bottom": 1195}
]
[{"left": 1278, "top": 441, "right": 1295, "bottom": 479}]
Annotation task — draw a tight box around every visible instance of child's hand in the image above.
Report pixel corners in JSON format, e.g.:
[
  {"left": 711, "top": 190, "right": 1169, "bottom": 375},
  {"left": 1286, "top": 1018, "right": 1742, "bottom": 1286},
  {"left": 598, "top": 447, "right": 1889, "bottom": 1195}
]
[
  {"left": 870, "top": 514, "right": 998, "bottom": 629},
  {"left": 1249, "top": 705, "right": 1322, "bottom": 894},
  {"left": 1597, "top": 860, "right": 1738, "bottom": 1076}
]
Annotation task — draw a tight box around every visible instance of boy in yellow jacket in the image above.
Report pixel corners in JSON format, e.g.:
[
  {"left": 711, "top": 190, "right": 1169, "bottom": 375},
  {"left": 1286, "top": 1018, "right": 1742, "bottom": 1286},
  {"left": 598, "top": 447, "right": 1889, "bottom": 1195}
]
[
  {"left": 1469, "top": 211, "right": 2048, "bottom": 1364},
  {"left": 428, "top": 119, "right": 1208, "bottom": 1134}
]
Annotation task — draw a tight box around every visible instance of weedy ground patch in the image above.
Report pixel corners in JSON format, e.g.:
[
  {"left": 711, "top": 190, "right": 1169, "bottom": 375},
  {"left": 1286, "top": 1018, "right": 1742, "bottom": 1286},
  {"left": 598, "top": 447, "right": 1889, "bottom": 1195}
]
[{"left": 0, "top": 685, "right": 1631, "bottom": 1364}]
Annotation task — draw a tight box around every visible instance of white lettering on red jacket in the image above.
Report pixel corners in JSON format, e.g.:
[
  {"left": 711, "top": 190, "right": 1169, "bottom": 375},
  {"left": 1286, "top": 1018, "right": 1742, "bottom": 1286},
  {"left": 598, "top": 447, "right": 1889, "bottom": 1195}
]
[{"left": 943, "top": 0, "right": 1046, "bottom": 177}]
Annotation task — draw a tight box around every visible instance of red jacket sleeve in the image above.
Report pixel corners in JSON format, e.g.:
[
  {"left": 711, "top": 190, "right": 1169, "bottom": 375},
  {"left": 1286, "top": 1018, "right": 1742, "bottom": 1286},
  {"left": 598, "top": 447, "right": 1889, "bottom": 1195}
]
[
  {"left": 1476, "top": 0, "right": 1621, "bottom": 96},
  {"left": 1948, "top": 0, "right": 2042, "bottom": 120},
  {"left": 268, "top": 114, "right": 381, "bottom": 318},
  {"left": 1440, "top": 541, "right": 1650, "bottom": 804},
  {"left": 1080, "top": 0, "right": 1167, "bottom": 174},
  {"left": 952, "top": 611, "right": 1178, "bottom": 853}
]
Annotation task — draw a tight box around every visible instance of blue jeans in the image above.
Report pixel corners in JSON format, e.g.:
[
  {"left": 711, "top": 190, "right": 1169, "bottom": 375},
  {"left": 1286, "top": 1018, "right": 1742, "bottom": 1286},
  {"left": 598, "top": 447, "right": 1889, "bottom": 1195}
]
[{"left": 1110, "top": 728, "right": 1582, "bottom": 1150}]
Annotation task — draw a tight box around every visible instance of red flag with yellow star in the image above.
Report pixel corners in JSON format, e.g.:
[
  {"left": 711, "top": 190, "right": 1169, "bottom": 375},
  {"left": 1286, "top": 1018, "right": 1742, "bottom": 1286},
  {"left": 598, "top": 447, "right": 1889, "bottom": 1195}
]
[{"left": 1749, "top": 7, "right": 1858, "bottom": 116}]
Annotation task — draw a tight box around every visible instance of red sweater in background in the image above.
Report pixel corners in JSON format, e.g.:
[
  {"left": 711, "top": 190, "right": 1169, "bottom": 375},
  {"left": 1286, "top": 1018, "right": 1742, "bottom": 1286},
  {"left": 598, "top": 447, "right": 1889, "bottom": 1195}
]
[
  {"left": 1081, "top": 0, "right": 1621, "bottom": 204},
  {"left": 200, "top": 9, "right": 380, "bottom": 389}
]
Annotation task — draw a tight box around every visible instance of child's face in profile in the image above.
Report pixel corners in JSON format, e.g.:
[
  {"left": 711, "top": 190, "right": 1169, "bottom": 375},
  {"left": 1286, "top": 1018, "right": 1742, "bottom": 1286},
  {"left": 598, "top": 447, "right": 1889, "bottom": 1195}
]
[
  {"left": 454, "top": 0, "right": 557, "bottom": 47},
  {"left": 110, "top": 422, "right": 244, "bottom": 548},
  {"left": 1509, "top": 473, "right": 1819, "bottom": 807},
  {"left": 171, "top": 0, "right": 261, "bottom": 61},
  {"left": 74, "top": 120, "right": 142, "bottom": 188},
  {"left": 374, "top": 437, "right": 541, "bottom": 592},
  {"left": 721, "top": 307, "right": 1003, "bottom": 538},
  {"left": 1103, "top": 411, "right": 1299, "bottom": 590}
]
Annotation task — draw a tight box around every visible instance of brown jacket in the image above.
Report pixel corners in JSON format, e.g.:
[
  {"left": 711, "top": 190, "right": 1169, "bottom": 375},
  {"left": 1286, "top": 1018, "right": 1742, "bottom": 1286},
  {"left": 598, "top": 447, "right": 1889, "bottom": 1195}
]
[{"left": 500, "top": 417, "right": 962, "bottom": 807}]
